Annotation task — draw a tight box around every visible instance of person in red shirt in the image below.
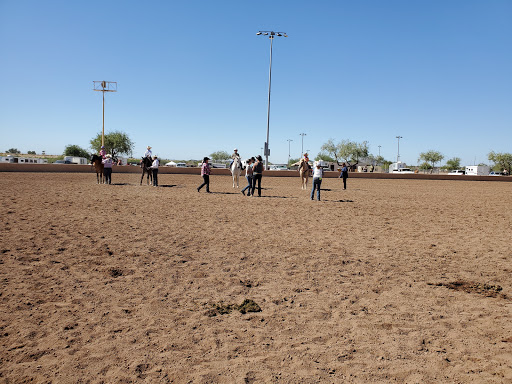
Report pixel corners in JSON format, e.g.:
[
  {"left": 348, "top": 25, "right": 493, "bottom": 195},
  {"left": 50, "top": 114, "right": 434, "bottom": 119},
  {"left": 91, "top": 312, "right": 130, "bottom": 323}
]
[{"left": 197, "top": 157, "right": 211, "bottom": 193}]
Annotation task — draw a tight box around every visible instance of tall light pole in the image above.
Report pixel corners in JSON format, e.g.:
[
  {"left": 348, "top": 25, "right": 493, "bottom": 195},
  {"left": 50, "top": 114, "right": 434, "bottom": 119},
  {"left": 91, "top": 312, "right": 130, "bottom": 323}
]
[
  {"left": 287, "top": 139, "right": 293, "bottom": 165},
  {"left": 299, "top": 133, "right": 306, "bottom": 157},
  {"left": 396, "top": 136, "right": 403, "bottom": 162},
  {"left": 378, "top": 145, "right": 381, "bottom": 157},
  {"left": 257, "top": 30, "right": 287, "bottom": 170},
  {"left": 93, "top": 81, "right": 117, "bottom": 147}
]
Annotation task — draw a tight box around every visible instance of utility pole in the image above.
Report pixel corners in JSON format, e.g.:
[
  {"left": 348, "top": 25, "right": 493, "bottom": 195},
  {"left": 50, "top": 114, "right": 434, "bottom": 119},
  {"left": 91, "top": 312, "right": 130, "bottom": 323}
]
[{"left": 93, "top": 81, "right": 117, "bottom": 147}]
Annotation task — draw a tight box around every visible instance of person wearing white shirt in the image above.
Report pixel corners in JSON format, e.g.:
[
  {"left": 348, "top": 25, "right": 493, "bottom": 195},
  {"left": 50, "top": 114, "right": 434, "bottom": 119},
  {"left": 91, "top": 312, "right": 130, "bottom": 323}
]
[
  {"left": 144, "top": 146, "right": 153, "bottom": 159},
  {"left": 150, "top": 156, "right": 159, "bottom": 187},
  {"left": 310, "top": 161, "right": 324, "bottom": 201}
]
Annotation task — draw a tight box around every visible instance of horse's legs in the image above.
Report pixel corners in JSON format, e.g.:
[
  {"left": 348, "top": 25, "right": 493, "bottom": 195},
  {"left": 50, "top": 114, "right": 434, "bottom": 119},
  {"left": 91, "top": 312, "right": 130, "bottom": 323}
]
[{"left": 140, "top": 169, "right": 145, "bottom": 185}]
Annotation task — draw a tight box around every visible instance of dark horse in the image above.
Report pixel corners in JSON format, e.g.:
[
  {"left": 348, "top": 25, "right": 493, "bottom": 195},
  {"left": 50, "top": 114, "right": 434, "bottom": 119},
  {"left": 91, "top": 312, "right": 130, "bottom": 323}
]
[
  {"left": 140, "top": 156, "right": 153, "bottom": 185},
  {"left": 90, "top": 154, "right": 104, "bottom": 184}
]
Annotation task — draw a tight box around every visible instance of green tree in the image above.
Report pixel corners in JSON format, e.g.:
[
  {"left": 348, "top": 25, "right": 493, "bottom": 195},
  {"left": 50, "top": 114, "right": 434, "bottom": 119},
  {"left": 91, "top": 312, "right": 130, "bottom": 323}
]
[
  {"left": 488, "top": 151, "right": 512, "bottom": 175},
  {"left": 320, "top": 139, "right": 369, "bottom": 166},
  {"left": 90, "top": 131, "right": 134, "bottom": 159},
  {"left": 209, "top": 150, "right": 230, "bottom": 161},
  {"left": 288, "top": 157, "right": 300, "bottom": 167},
  {"left": 27, "top": 150, "right": 36, "bottom": 155},
  {"left": 315, "top": 153, "right": 335, "bottom": 162},
  {"left": 374, "top": 155, "right": 386, "bottom": 165},
  {"left": 381, "top": 160, "right": 393, "bottom": 171},
  {"left": 64, "top": 144, "right": 90, "bottom": 158},
  {"left": 418, "top": 150, "right": 444, "bottom": 173},
  {"left": 6, "top": 148, "right": 20, "bottom": 154},
  {"left": 419, "top": 162, "right": 433, "bottom": 172},
  {"left": 442, "top": 157, "right": 462, "bottom": 171}
]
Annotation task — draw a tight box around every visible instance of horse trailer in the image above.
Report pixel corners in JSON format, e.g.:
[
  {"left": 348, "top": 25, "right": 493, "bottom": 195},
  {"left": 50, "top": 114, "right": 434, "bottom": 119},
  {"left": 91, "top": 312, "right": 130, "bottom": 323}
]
[
  {"left": 64, "top": 156, "right": 88, "bottom": 165},
  {"left": 1, "top": 156, "right": 47, "bottom": 164},
  {"left": 465, "top": 165, "right": 490, "bottom": 176}
]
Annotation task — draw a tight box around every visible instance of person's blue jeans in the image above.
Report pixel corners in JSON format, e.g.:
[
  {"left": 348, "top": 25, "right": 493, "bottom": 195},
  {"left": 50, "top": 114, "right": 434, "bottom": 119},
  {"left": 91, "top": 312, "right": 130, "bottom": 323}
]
[
  {"left": 310, "top": 177, "right": 322, "bottom": 200},
  {"left": 152, "top": 169, "right": 158, "bottom": 186},
  {"left": 241, "top": 175, "right": 253, "bottom": 195}
]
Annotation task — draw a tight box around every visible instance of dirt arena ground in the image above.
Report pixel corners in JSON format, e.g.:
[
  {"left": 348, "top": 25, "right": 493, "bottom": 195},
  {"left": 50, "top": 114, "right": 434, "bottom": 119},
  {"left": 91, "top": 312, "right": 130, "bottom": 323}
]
[{"left": 1, "top": 172, "right": 511, "bottom": 383}]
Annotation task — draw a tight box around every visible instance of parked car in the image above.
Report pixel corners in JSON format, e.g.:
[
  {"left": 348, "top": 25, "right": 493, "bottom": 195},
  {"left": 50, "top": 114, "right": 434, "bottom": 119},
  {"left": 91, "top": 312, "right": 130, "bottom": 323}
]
[
  {"left": 448, "top": 170, "right": 465, "bottom": 175},
  {"left": 176, "top": 163, "right": 187, "bottom": 168},
  {"left": 391, "top": 168, "right": 414, "bottom": 174},
  {"left": 54, "top": 160, "right": 72, "bottom": 164},
  {"left": 489, "top": 171, "right": 505, "bottom": 176},
  {"left": 270, "top": 165, "right": 288, "bottom": 171}
]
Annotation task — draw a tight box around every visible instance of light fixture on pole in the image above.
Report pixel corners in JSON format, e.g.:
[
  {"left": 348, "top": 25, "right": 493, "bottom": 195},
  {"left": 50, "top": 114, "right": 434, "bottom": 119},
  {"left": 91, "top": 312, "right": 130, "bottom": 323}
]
[
  {"left": 257, "top": 30, "right": 287, "bottom": 170},
  {"left": 93, "top": 81, "right": 117, "bottom": 147},
  {"left": 396, "top": 136, "right": 403, "bottom": 162},
  {"left": 378, "top": 145, "right": 381, "bottom": 157},
  {"left": 299, "top": 133, "right": 306, "bottom": 156},
  {"left": 287, "top": 139, "right": 293, "bottom": 164}
]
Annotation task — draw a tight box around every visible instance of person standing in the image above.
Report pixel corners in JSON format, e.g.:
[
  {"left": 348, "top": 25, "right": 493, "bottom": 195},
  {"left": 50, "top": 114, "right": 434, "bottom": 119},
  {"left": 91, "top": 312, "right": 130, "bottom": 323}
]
[
  {"left": 241, "top": 157, "right": 254, "bottom": 196},
  {"left": 310, "top": 161, "right": 323, "bottom": 201},
  {"left": 251, "top": 155, "right": 264, "bottom": 197},
  {"left": 150, "top": 155, "right": 159, "bottom": 187},
  {"left": 340, "top": 162, "right": 348, "bottom": 190},
  {"left": 197, "top": 157, "right": 211, "bottom": 193},
  {"left": 102, "top": 154, "right": 113, "bottom": 184}
]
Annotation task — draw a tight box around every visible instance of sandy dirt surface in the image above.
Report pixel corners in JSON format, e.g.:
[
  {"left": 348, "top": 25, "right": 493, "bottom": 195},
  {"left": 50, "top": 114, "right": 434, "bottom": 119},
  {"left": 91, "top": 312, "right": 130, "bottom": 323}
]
[{"left": 1, "top": 172, "right": 511, "bottom": 383}]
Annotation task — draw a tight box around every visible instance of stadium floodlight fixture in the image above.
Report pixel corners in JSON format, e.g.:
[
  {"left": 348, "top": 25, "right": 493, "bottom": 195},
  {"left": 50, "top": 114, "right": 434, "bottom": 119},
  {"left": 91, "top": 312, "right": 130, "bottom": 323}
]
[{"left": 257, "top": 30, "right": 288, "bottom": 170}]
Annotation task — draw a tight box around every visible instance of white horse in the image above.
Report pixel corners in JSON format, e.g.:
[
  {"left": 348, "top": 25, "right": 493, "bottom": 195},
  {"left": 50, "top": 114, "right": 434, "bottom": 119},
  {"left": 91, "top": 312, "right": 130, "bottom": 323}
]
[{"left": 230, "top": 158, "right": 243, "bottom": 188}]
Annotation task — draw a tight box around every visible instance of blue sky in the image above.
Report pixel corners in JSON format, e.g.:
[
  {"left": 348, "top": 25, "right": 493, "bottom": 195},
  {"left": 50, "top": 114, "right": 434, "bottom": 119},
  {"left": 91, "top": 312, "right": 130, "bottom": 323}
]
[{"left": 1, "top": 0, "right": 510, "bottom": 165}]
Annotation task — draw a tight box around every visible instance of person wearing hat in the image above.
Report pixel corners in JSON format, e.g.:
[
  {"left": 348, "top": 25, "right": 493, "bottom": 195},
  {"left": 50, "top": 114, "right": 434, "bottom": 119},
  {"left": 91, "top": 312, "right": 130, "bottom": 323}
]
[
  {"left": 241, "top": 157, "right": 254, "bottom": 196},
  {"left": 339, "top": 162, "right": 349, "bottom": 190},
  {"left": 197, "top": 156, "right": 211, "bottom": 193},
  {"left": 251, "top": 155, "right": 264, "bottom": 197},
  {"left": 144, "top": 146, "right": 153, "bottom": 159},
  {"left": 102, "top": 154, "right": 113, "bottom": 184},
  {"left": 310, "top": 160, "right": 324, "bottom": 201},
  {"left": 99, "top": 145, "right": 107, "bottom": 159},
  {"left": 230, "top": 148, "right": 241, "bottom": 169},
  {"left": 150, "top": 155, "right": 159, "bottom": 187}
]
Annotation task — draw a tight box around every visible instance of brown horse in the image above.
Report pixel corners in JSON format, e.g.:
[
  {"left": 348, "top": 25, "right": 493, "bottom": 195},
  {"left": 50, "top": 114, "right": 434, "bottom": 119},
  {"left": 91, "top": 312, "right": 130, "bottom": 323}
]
[
  {"left": 140, "top": 157, "right": 153, "bottom": 185},
  {"left": 90, "top": 155, "right": 104, "bottom": 184},
  {"left": 298, "top": 158, "right": 311, "bottom": 190}
]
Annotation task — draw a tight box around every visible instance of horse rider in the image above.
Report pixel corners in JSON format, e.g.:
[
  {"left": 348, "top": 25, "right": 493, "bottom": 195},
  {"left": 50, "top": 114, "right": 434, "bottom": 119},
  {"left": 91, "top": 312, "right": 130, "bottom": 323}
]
[
  {"left": 299, "top": 152, "right": 311, "bottom": 173},
  {"left": 231, "top": 148, "right": 241, "bottom": 168},
  {"left": 140, "top": 145, "right": 152, "bottom": 167},
  {"left": 99, "top": 145, "right": 107, "bottom": 159}
]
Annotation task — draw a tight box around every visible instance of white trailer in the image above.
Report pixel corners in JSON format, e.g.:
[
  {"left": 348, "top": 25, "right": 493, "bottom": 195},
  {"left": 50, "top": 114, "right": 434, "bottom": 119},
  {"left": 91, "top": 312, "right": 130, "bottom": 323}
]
[
  {"left": 465, "top": 165, "right": 490, "bottom": 176},
  {"left": 1, "top": 156, "right": 47, "bottom": 164},
  {"left": 64, "top": 156, "right": 88, "bottom": 165},
  {"left": 389, "top": 162, "right": 407, "bottom": 172}
]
